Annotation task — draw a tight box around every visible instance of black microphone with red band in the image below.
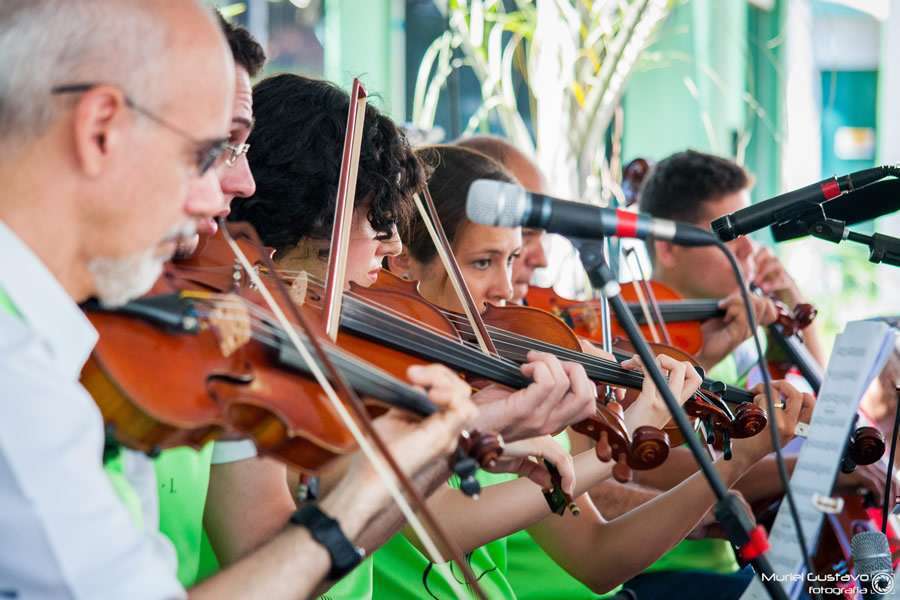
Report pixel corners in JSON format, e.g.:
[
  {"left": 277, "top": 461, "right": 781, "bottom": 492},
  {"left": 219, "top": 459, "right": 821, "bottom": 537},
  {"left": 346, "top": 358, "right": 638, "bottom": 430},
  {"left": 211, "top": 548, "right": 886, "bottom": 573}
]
[
  {"left": 465, "top": 179, "right": 717, "bottom": 246},
  {"left": 771, "top": 177, "right": 900, "bottom": 242},
  {"left": 711, "top": 164, "right": 900, "bottom": 241}
]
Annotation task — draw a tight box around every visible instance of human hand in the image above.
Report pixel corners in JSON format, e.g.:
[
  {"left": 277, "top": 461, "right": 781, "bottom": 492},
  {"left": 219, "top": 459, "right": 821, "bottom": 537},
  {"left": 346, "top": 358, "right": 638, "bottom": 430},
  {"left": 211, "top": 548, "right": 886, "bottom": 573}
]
[
  {"left": 620, "top": 353, "right": 701, "bottom": 433},
  {"left": 472, "top": 351, "right": 596, "bottom": 442},
  {"left": 697, "top": 290, "right": 778, "bottom": 370},
  {"left": 731, "top": 380, "right": 815, "bottom": 467},
  {"left": 482, "top": 435, "right": 576, "bottom": 497},
  {"left": 753, "top": 246, "right": 803, "bottom": 308}
]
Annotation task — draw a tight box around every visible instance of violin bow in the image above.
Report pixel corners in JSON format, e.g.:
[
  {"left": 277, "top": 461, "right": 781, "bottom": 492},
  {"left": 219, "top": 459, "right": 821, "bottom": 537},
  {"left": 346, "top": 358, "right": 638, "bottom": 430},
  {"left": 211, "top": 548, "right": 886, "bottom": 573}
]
[
  {"left": 306, "top": 80, "right": 488, "bottom": 598},
  {"left": 322, "top": 78, "right": 366, "bottom": 342},
  {"left": 622, "top": 246, "right": 672, "bottom": 346},
  {"left": 620, "top": 248, "right": 662, "bottom": 344},
  {"left": 415, "top": 188, "right": 580, "bottom": 513},
  {"left": 414, "top": 188, "right": 497, "bottom": 356}
]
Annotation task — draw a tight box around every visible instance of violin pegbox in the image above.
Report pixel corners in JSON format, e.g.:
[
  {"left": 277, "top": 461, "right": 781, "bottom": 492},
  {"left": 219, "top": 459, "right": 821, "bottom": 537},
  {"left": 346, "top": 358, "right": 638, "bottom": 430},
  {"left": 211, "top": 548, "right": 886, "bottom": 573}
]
[{"left": 207, "top": 294, "right": 252, "bottom": 357}]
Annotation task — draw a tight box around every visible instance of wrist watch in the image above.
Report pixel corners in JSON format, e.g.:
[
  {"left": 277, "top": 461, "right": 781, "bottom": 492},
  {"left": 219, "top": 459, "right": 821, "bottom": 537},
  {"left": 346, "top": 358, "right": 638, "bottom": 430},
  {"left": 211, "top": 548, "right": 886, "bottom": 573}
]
[{"left": 290, "top": 503, "right": 365, "bottom": 580}]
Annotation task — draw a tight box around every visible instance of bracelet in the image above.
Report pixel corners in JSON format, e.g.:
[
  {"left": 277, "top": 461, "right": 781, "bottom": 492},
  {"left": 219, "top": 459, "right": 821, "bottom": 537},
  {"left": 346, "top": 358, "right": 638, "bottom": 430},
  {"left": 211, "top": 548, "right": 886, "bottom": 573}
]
[{"left": 290, "top": 503, "right": 365, "bottom": 580}]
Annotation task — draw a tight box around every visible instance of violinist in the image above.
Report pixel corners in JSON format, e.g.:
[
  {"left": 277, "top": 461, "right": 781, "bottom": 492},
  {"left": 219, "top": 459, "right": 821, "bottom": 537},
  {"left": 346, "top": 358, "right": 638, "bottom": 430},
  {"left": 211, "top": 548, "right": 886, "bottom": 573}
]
[
  {"left": 638, "top": 149, "right": 823, "bottom": 372},
  {"left": 455, "top": 135, "right": 550, "bottom": 305},
  {"left": 0, "top": 3, "right": 479, "bottom": 599},
  {"left": 453, "top": 134, "right": 732, "bottom": 599},
  {"left": 372, "top": 144, "right": 813, "bottom": 599},
  {"left": 148, "top": 13, "right": 262, "bottom": 587}
]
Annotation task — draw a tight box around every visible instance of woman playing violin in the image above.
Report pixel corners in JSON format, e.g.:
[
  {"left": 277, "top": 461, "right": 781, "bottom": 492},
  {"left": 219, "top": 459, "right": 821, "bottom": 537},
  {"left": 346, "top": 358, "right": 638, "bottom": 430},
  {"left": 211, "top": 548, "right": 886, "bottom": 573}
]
[{"left": 368, "top": 144, "right": 813, "bottom": 599}]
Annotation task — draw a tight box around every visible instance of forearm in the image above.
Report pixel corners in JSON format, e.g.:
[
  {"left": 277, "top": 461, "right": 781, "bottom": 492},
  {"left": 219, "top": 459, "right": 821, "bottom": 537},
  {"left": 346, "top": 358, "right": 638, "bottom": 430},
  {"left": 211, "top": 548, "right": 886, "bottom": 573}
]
[
  {"left": 191, "top": 478, "right": 371, "bottom": 600},
  {"left": 355, "top": 460, "right": 450, "bottom": 551},
  {"left": 734, "top": 453, "right": 798, "bottom": 502},
  {"left": 588, "top": 479, "right": 660, "bottom": 519},
  {"left": 408, "top": 449, "right": 615, "bottom": 556},
  {"left": 531, "top": 455, "right": 753, "bottom": 594},
  {"left": 631, "top": 446, "right": 708, "bottom": 490}
]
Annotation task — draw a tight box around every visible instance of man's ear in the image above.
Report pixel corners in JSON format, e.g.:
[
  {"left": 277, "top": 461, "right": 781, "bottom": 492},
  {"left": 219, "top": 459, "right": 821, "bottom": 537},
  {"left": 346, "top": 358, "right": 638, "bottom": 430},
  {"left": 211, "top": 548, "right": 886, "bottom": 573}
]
[
  {"left": 386, "top": 249, "right": 413, "bottom": 279},
  {"left": 71, "top": 86, "right": 129, "bottom": 177},
  {"left": 654, "top": 239, "right": 678, "bottom": 270}
]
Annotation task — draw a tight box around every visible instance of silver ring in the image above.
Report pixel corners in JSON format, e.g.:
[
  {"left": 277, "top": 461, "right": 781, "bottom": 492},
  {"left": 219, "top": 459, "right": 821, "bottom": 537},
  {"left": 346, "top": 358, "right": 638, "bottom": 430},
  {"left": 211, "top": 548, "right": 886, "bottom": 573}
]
[
  {"left": 794, "top": 422, "right": 810, "bottom": 438},
  {"left": 773, "top": 401, "right": 785, "bottom": 410}
]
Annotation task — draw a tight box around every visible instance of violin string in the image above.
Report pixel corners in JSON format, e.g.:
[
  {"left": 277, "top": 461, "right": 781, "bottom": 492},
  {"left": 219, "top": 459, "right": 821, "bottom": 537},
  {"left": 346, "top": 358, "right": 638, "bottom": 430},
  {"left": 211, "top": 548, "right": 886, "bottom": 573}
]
[
  {"left": 186, "top": 301, "right": 428, "bottom": 403},
  {"left": 242, "top": 277, "right": 750, "bottom": 407},
  {"left": 438, "top": 311, "right": 751, "bottom": 407},
  {"left": 268, "top": 274, "right": 532, "bottom": 384},
  {"left": 189, "top": 292, "right": 528, "bottom": 389},
  {"left": 276, "top": 274, "right": 737, "bottom": 408},
  {"left": 196, "top": 284, "right": 742, "bottom": 428},
  {"left": 247, "top": 272, "right": 746, "bottom": 407}
]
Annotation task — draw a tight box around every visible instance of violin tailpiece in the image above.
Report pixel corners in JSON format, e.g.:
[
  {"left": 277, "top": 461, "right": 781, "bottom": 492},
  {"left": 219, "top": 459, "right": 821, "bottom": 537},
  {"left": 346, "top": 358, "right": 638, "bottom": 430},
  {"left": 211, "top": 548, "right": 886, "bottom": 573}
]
[{"left": 208, "top": 295, "right": 252, "bottom": 357}]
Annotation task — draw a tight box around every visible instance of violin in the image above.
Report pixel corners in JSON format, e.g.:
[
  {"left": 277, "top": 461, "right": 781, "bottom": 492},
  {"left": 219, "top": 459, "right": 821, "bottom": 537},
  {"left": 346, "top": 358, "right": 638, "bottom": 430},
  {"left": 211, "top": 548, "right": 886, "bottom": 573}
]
[
  {"left": 170, "top": 230, "right": 657, "bottom": 485},
  {"left": 527, "top": 281, "right": 721, "bottom": 356},
  {"left": 83, "top": 238, "right": 498, "bottom": 475},
  {"left": 524, "top": 284, "right": 765, "bottom": 454}
]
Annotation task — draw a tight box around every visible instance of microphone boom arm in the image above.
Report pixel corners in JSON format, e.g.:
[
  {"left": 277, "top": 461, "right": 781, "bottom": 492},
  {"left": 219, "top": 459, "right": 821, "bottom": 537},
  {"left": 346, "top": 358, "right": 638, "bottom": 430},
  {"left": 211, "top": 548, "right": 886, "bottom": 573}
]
[{"left": 808, "top": 219, "right": 900, "bottom": 268}]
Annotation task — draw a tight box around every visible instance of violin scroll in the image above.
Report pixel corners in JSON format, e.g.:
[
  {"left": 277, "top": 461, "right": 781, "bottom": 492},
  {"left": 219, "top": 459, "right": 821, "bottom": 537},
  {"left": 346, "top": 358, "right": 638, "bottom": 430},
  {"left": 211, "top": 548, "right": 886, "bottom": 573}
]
[
  {"left": 841, "top": 426, "right": 886, "bottom": 473},
  {"left": 730, "top": 402, "right": 768, "bottom": 439},
  {"left": 629, "top": 426, "right": 670, "bottom": 469}
]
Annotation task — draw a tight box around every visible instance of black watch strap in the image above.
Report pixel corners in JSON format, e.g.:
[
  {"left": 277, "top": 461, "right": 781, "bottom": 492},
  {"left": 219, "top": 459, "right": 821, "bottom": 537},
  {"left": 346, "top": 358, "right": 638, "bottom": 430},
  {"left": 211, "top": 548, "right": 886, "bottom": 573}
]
[{"left": 290, "top": 504, "right": 365, "bottom": 580}]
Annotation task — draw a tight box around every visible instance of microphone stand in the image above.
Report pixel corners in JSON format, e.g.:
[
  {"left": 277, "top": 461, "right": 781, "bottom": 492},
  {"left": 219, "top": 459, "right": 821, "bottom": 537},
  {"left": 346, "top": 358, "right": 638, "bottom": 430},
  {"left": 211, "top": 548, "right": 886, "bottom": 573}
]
[
  {"left": 808, "top": 219, "right": 900, "bottom": 268},
  {"left": 577, "top": 241, "right": 788, "bottom": 600}
]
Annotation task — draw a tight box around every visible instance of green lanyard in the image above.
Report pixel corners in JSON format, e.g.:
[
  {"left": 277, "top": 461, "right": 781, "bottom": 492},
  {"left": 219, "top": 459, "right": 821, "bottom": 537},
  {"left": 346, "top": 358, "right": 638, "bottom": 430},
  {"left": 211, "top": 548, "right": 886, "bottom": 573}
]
[{"left": 0, "top": 287, "right": 21, "bottom": 319}]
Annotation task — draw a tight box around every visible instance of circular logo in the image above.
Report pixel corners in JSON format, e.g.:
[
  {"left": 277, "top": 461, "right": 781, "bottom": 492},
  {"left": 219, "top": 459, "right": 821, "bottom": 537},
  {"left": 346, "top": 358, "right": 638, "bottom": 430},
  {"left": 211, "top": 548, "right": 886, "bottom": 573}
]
[{"left": 871, "top": 572, "right": 895, "bottom": 595}]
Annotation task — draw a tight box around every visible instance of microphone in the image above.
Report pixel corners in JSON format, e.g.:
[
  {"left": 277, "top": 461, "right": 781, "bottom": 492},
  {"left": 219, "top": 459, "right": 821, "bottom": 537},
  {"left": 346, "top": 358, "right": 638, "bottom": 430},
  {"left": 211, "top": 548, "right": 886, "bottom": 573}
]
[
  {"left": 466, "top": 179, "right": 717, "bottom": 246},
  {"left": 771, "top": 178, "right": 900, "bottom": 242},
  {"left": 711, "top": 164, "right": 899, "bottom": 241},
  {"left": 851, "top": 530, "right": 894, "bottom": 598}
]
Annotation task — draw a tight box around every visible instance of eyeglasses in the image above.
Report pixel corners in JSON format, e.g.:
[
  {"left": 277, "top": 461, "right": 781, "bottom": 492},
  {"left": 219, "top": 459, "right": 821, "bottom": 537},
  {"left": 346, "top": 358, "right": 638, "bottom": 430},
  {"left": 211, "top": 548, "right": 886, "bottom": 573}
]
[
  {"left": 51, "top": 83, "right": 230, "bottom": 176},
  {"left": 224, "top": 142, "right": 250, "bottom": 167}
]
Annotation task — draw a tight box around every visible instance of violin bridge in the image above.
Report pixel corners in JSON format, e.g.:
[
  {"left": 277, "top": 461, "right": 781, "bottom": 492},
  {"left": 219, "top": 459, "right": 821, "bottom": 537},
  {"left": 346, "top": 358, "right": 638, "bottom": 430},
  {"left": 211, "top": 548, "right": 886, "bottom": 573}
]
[
  {"left": 289, "top": 271, "right": 309, "bottom": 306},
  {"left": 208, "top": 294, "right": 252, "bottom": 357}
]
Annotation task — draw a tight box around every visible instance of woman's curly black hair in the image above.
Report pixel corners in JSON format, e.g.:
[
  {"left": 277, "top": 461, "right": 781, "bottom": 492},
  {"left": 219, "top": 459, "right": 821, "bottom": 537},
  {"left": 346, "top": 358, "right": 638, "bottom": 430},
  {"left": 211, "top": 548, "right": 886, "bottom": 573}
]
[{"left": 229, "top": 74, "right": 425, "bottom": 255}]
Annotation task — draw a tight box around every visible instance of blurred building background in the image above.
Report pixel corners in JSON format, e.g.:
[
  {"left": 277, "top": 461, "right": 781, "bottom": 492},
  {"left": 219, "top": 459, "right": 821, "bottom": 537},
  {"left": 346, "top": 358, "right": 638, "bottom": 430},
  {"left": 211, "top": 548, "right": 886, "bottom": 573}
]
[{"left": 212, "top": 0, "right": 900, "bottom": 349}]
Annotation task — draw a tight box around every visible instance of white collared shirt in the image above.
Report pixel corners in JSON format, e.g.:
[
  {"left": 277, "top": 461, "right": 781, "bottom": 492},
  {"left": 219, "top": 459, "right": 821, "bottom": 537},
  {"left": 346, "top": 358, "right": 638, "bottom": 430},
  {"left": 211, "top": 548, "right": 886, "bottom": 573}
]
[{"left": 0, "top": 221, "right": 185, "bottom": 599}]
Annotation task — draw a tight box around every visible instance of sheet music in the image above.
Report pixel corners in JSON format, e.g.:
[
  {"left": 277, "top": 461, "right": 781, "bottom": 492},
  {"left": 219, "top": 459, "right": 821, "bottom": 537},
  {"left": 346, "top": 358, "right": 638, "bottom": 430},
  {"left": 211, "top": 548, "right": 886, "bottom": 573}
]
[{"left": 741, "top": 320, "right": 895, "bottom": 599}]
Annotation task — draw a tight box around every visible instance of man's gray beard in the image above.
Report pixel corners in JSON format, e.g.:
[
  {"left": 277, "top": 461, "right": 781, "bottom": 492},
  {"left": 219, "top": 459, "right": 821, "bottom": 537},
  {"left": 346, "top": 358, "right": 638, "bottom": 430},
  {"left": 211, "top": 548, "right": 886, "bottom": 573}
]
[{"left": 87, "top": 248, "right": 164, "bottom": 307}]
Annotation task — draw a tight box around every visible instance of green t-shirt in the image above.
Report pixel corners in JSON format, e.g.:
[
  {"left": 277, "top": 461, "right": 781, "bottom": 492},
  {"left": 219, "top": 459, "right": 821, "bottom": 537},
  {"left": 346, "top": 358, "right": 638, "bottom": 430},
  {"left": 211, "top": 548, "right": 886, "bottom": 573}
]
[
  {"left": 506, "top": 431, "right": 623, "bottom": 599},
  {"left": 318, "top": 559, "right": 374, "bottom": 599},
  {"left": 154, "top": 444, "right": 216, "bottom": 587},
  {"left": 371, "top": 470, "right": 519, "bottom": 599},
  {"left": 641, "top": 355, "right": 748, "bottom": 575}
]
